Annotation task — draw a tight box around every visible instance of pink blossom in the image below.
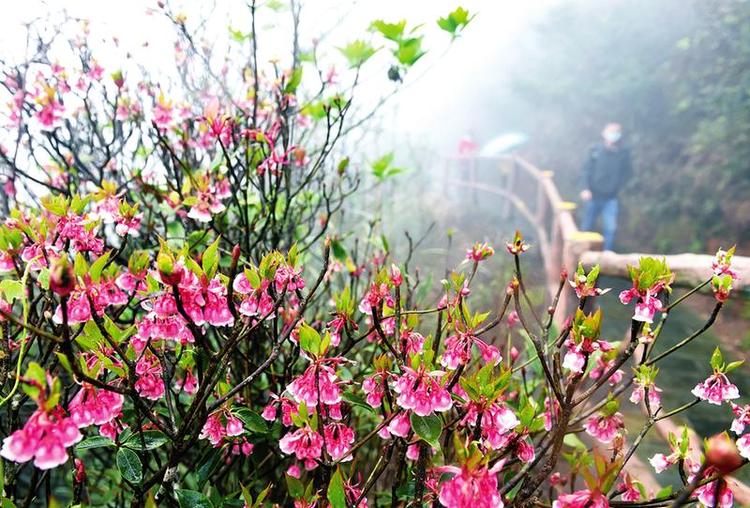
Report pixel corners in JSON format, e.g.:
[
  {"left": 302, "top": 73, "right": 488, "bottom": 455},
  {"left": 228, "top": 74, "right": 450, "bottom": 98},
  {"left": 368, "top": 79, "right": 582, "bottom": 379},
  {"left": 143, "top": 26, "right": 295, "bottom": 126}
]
[
  {"left": 553, "top": 489, "right": 609, "bottom": 508},
  {"left": 584, "top": 412, "right": 624, "bottom": 444},
  {"left": 275, "top": 264, "right": 305, "bottom": 292},
  {"left": 134, "top": 354, "right": 165, "bottom": 400},
  {"left": 386, "top": 411, "right": 411, "bottom": 438},
  {"left": 589, "top": 356, "right": 623, "bottom": 386},
  {"left": 323, "top": 422, "right": 355, "bottom": 462},
  {"left": 99, "top": 418, "right": 128, "bottom": 441},
  {"left": 279, "top": 425, "right": 324, "bottom": 468},
  {"left": 461, "top": 402, "right": 519, "bottom": 450},
  {"left": 287, "top": 362, "right": 341, "bottom": 407},
  {"left": 737, "top": 434, "right": 750, "bottom": 460},
  {"left": 563, "top": 337, "right": 612, "bottom": 374},
  {"left": 694, "top": 470, "right": 734, "bottom": 508},
  {"left": 692, "top": 372, "right": 740, "bottom": 405},
  {"left": 200, "top": 412, "right": 226, "bottom": 446},
  {"left": 441, "top": 332, "right": 501, "bottom": 370},
  {"left": 730, "top": 403, "right": 750, "bottom": 435},
  {"left": 0, "top": 251, "right": 15, "bottom": 272},
  {"left": 393, "top": 366, "right": 452, "bottom": 416},
  {"left": 618, "top": 476, "right": 641, "bottom": 502},
  {"left": 630, "top": 381, "right": 662, "bottom": 408},
  {"left": 438, "top": 461, "right": 505, "bottom": 508},
  {"left": 466, "top": 242, "right": 494, "bottom": 262},
  {"left": 362, "top": 374, "right": 386, "bottom": 408},
  {"left": 649, "top": 453, "right": 676, "bottom": 473},
  {"left": 174, "top": 370, "right": 198, "bottom": 395},
  {"left": 262, "top": 394, "right": 298, "bottom": 426},
  {"left": 68, "top": 384, "right": 124, "bottom": 428},
  {"left": 0, "top": 407, "right": 82, "bottom": 470}
]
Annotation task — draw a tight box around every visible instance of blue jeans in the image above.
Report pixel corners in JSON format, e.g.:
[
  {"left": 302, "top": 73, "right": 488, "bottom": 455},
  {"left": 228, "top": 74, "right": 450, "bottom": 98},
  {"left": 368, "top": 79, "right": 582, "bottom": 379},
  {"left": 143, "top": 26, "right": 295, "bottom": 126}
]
[{"left": 581, "top": 197, "right": 618, "bottom": 251}]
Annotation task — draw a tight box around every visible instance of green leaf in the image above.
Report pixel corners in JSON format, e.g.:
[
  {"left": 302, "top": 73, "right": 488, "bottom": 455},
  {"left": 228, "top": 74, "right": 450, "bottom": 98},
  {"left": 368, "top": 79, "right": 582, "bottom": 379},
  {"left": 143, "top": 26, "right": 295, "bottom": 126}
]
[
  {"left": 89, "top": 251, "right": 111, "bottom": 284},
  {"left": 437, "top": 6, "right": 473, "bottom": 37},
  {"left": 75, "top": 436, "right": 115, "bottom": 451},
  {"left": 285, "top": 474, "right": 304, "bottom": 499},
  {"left": 202, "top": 237, "right": 221, "bottom": 279},
  {"left": 656, "top": 485, "right": 673, "bottom": 499},
  {"left": 710, "top": 347, "right": 724, "bottom": 371},
  {"left": 327, "top": 468, "right": 346, "bottom": 508},
  {"left": 124, "top": 430, "right": 170, "bottom": 451},
  {"left": 370, "top": 19, "right": 406, "bottom": 41},
  {"left": 175, "top": 490, "right": 212, "bottom": 508},
  {"left": 116, "top": 448, "right": 143, "bottom": 484},
  {"left": 74, "top": 252, "right": 89, "bottom": 278},
  {"left": 395, "top": 37, "right": 426, "bottom": 66},
  {"left": 338, "top": 40, "right": 378, "bottom": 68},
  {"left": 285, "top": 67, "right": 303, "bottom": 94},
  {"left": 331, "top": 240, "right": 347, "bottom": 262},
  {"left": 235, "top": 408, "right": 268, "bottom": 433},
  {"left": 410, "top": 413, "right": 443, "bottom": 447},
  {"left": 298, "top": 324, "right": 321, "bottom": 356},
  {"left": 0, "top": 279, "right": 24, "bottom": 303},
  {"left": 563, "top": 433, "right": 587, "bottom": 451},
  {"left": 196, "top": 449, "right": 222, "bottom": 488}
]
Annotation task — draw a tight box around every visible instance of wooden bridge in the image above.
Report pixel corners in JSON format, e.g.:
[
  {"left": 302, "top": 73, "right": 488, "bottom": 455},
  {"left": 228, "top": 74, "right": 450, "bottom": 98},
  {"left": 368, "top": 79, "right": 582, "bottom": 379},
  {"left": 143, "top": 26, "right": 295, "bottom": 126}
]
[
  {"left": 450, "top": 154, "right": 750, "bottom": 500},
  {"left": 452, "top": 154, "right": 750, "bottom": 325}
]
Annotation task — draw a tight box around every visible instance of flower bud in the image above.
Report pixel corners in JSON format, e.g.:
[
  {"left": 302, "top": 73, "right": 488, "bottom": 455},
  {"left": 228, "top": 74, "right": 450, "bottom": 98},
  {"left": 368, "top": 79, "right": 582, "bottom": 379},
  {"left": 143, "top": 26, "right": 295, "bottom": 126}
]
[
  {"left": 706, "top": 432, "right": 743, "bottom": 475},
  {"left": 157, "top": 251, "right": 182, "bottom": 286},
  {"left": 49, "top": 256, "right": 76, "bottom": 297}
]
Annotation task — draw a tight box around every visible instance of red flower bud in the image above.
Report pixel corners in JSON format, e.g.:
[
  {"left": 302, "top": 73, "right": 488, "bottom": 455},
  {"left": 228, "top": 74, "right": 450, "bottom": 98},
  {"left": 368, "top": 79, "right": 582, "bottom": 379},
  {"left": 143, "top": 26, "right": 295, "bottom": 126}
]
[
  {"left": 49, "top": 257, "right": 76, "bottom": 297},
  {"left": 706, "top": 432, "right": 743, "bottom": 475}
]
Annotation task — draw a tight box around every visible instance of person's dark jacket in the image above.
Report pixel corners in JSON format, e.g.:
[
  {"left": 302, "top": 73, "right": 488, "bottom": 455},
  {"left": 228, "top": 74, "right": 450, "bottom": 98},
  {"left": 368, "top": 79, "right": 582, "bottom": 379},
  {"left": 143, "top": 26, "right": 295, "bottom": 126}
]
[{"left": 581, "top": 143, "right": 633, "bottom": 199}]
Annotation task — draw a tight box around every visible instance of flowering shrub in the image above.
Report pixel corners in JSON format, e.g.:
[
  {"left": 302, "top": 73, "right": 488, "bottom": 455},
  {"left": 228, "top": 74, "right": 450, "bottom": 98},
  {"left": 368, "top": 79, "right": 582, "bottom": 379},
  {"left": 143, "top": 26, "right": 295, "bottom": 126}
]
[{"left": 0, "top": 3, "right": 747, "bottom": 508}]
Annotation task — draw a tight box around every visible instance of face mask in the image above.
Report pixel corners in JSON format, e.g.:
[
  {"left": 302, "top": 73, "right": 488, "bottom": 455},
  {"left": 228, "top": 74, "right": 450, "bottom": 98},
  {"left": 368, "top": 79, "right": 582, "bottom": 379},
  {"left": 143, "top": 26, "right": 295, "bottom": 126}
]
[{"left": 604, "top": 131, "right": 621, "bottom": 143}]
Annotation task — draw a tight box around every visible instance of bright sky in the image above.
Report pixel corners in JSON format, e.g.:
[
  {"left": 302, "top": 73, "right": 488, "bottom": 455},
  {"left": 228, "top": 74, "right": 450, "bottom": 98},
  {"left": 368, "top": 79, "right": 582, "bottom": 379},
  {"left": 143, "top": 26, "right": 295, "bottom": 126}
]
[{"left": 0, "top": 0, "right": 562, "bottom": 159}]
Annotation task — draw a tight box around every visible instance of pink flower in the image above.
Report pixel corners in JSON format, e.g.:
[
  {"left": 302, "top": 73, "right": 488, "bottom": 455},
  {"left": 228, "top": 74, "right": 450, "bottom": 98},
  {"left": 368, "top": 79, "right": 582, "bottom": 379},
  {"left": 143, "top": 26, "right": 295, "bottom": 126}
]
[
  {"left": 737, "top": 434, "right": 750, "bottom": 460},
  {"left": 441, "top": 332, "right": 501, "bottom": 370},
  {"left": 99, "top": 418, "right": 128, "bottom": 441},
  {"left": 584, "top": 412, "right": 624, "bottom": 444},
  {"left": 134, "top": 354, "right": 165, "bottom": 400},
  {"left": 323, "top": 423, "right": 355, "bottom": 462},
  {"left": 649, "top": 453, "right": 675, "bottom": 474},
  {"left": 386, "top": 412, "right": 411, "bottom": 438},
  {"left": 438, "top": 461, "right": 505, "bottom": 508},
  {"left": 0, "top": 408, "right": 82, "bottom": 470},
  {"left": 393, "top": 366, "right": 452, "bottom": 416},
  {"left": 279, "top": 425, "right": 324, "bottom": 468},
  {"left": 199, "top": 412, "right": 226, "bottom": 446},
  {"left": 287, "top": 362, "right": 341, "bottom": 407},
  {"left": 275, "top": 264, "right": 305, "bottom": 292},
  {"left": 262, "top": 394, "right": 298, "bottom": 426},
  {"left": 713, "top": 248, "right": 739, "bottom": 281},
  {"left": 68, "top": 384, "right": 124, "bottom": 428},
  {"left": 629, "top": 383, "right": 662, "bottom": 408},
  {"left": 362, "top": 374, "right": 387, "bottom": 408},
  {"left": 694, "top": 470, "right": 734, "bottom": 508},
  {"left": 553, "top": 489, "right": 609, "bottom": 508},
  {"left": 226, "top": 415, "right": 244, "bottom": 437},
  {"left": 589, "top": 356, "right": 623, "bottom": 386},
  {"left": 692, "top": 372, "right": 740, "bottom": 405},
  {"left": 618, "top": 475, "right": 641, "bottom": 502},
  {"left": 563, "top": 338, "right": 612, "bottom": 374},
  {"left": 730, "top": 403, "right": 750, "bottom": 435},
  {"left": 633, "top": 292, "right": 663, "bottom": 323},
  {"left": 461, "top": 402, "right": 519, "bottom": 450},
  {"left": 466, "top": 242, "right": 494, "bottom": 262},
  {"left": 174, "top": 370, "right": 198, "bottom": 395}
]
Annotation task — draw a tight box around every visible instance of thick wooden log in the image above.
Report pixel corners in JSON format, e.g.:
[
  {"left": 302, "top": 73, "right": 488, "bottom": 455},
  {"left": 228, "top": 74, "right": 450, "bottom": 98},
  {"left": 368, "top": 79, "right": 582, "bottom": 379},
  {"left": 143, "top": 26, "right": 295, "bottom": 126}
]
[{"left": 580, "top": 251, "right": 750, "bottom": 289}]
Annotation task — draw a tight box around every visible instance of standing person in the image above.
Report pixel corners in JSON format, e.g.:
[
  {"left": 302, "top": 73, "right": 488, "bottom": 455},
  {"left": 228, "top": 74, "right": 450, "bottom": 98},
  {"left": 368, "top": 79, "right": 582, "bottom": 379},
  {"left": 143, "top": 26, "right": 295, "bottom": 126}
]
[{"left": 579, "top": 123, "right": 633, "bottom": 252}]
